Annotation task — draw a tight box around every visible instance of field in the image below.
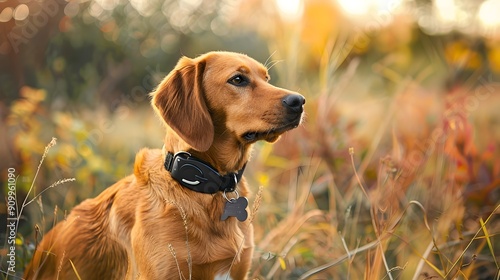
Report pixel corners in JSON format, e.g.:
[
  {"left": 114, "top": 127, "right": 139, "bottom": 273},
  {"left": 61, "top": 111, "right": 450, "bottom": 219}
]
[{"left": 1, "top": 0, "right": 499, "bottom": 279}]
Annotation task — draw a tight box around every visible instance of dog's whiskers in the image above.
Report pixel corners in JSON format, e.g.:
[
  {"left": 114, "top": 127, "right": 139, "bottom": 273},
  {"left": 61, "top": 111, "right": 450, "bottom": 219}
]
[
  {"left": 266, "top": 59, "right": 283, "bottom": 71},
  {"left": 264, "top": 50, "right": 277, "bottom": 68}
]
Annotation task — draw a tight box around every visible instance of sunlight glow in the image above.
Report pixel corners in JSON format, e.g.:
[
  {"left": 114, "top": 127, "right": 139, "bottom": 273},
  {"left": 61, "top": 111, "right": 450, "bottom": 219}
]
[
  {"left": 275, "top": 0, "right": 303, "bottom": 19},
  {"left": 337, "top": 0, "right": 402, "bottom": 17},
  {"left": 337, "top": 0, "right": 368, "bottom": 15},
  {"left": 478, "top": 0, "right": 500, "bottom": 28},
  {"left": 434, "top": 0, "right": 457, "bottom": 23}
]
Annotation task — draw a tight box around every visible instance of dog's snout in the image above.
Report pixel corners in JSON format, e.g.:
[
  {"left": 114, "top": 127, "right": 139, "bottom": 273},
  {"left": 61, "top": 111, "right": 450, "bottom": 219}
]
[{"left": 282, "top": 94, "right": 305, "bottom": 112}]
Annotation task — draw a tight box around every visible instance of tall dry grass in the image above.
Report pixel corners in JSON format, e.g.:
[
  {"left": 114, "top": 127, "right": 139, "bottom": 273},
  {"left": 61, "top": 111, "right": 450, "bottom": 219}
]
[{"left": 243, "top": 21, "right": 500, "bottom": 279}]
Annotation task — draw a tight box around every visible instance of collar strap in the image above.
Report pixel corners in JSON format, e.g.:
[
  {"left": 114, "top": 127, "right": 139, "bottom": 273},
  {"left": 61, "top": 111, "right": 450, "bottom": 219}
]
[{"left": 164, "top": 151, "right": 246, "bottom": 194}]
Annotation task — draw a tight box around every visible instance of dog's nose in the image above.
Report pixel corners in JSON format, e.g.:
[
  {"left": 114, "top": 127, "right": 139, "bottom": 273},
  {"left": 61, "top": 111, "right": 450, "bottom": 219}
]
[{"left": 282, "top": 94, "right": 305, "bottom": 112}]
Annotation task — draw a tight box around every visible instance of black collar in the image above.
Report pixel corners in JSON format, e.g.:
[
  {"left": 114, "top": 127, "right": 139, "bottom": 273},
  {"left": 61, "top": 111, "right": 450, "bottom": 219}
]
[{"left": 164, "top": 151, "right": 246, "bottom": 194}]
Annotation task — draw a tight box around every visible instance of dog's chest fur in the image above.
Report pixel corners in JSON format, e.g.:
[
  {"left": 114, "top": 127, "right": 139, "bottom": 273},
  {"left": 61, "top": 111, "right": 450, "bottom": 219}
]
[{"left": 104, "top": 148, "right": 253, "bottom": 278}]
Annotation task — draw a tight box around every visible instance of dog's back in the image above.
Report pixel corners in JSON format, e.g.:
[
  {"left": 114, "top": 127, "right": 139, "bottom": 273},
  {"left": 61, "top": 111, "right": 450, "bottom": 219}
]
[{"left": 25, "top": 175, "right": 137, "bottom": 279}]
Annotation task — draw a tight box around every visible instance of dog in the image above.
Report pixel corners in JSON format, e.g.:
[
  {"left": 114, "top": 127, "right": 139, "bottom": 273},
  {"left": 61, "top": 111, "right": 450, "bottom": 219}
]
[{"left": 24, "top": 51, "right": 305, "bottom": 280}]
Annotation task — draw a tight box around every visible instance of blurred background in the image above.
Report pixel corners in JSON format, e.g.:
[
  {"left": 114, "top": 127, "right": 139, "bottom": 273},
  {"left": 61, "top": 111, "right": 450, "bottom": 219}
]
[{"left": 1, "top": 0, "right": 500, "bottom": 279}]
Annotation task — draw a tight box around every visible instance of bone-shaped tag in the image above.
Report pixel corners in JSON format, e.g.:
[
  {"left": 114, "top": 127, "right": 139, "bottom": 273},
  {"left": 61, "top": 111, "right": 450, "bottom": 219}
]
[{"left": 221, "top": 197, "right": 248, "bottom": 222}]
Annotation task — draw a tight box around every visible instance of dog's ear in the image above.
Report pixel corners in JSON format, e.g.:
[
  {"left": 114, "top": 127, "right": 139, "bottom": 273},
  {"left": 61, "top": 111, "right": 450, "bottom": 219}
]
[{"left": 151, "top": 57, "right": 214, "bottom": 152}]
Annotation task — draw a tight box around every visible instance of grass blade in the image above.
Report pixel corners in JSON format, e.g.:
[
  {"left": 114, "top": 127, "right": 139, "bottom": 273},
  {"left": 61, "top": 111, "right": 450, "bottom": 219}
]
[
  {"left": 480, "top": 216, "right": 499, "bottom": 270},
  {"left": 68, "top": 259, "right": 82, "bottom": 280}
]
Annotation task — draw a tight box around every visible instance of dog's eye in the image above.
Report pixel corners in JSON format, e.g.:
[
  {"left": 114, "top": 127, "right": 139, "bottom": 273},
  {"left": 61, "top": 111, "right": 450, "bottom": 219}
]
[{"left": 228, "top": 75, "right": 249, "bottom": 87}]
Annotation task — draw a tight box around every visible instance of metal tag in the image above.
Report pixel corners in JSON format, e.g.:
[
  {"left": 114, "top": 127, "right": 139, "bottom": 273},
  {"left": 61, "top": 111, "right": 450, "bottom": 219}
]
[{"left": 221, "top": 197, "right": 248, "bottom": 222}]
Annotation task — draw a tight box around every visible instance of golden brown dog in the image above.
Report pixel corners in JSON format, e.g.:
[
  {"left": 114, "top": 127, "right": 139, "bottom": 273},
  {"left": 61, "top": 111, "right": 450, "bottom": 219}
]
[{"left": 24, "top": 51, "right": 305, "bottom": 280}]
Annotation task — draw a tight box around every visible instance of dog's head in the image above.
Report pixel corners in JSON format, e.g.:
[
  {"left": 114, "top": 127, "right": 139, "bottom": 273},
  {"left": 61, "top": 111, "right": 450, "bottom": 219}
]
[{"left": 151, "top": 51, "right": 305, "bottom": 152}]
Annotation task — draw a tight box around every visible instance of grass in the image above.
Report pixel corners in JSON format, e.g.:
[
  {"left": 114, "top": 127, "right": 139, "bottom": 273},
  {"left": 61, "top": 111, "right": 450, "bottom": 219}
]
[{"left": 242, "top": 25, "right": 500, "bottom": 278}]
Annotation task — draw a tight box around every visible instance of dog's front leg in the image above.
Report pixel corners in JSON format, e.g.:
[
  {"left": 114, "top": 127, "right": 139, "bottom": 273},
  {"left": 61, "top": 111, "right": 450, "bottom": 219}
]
[
  {"left": 228, "top": 222, "right": 254, "bottom": 280},
  {"left": 130, "top": 214, "right": 190, "bottom": 279}
]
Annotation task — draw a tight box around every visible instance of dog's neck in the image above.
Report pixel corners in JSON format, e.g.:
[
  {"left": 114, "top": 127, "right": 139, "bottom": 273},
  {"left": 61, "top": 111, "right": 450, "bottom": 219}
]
[
  {"left": 163, "top": 150, "right": 246, "bottom": 193},
  {"left": 162, "top": 129, "right": 252, "bottom": 175}
]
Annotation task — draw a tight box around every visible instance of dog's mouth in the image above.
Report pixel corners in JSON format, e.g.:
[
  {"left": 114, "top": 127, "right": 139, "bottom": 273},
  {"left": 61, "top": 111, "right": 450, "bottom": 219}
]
[{"left": 242, "top": 116, "right": 302, "bottom": 143}]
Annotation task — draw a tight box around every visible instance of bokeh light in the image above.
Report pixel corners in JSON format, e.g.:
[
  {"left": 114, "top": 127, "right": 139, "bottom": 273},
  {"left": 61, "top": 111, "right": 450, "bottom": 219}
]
[
  {"left": 478, "top": 0, "right": 500, "bottom": 30},
  {"left": 13, "top": 4, "right": 29, "bottom": 21},
  {"left": 275, "top": 0, "right": 303, "bottom": 19},
  {"left": 337, "top": 0, "right": 402, "bottom": 18},
  {"left": 0, "top": 7, "right": 13, "bottom": 22}
]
